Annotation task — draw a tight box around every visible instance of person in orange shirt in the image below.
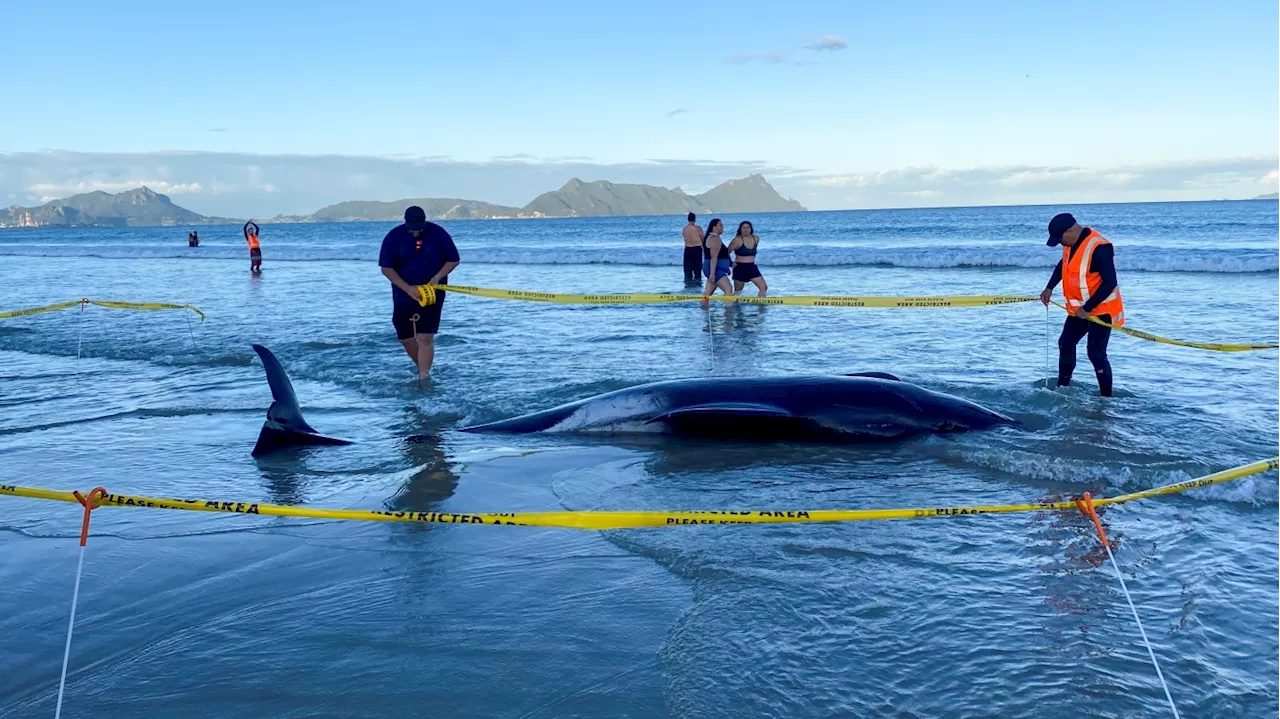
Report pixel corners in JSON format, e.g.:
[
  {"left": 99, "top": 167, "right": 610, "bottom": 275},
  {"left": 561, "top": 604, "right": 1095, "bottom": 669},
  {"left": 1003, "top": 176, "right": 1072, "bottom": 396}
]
[
  {"left": 244, "top": 220, "right": 262, "bottom": 272},
  {"left": 1039, "top": 213, "right": 1123, "bottom": 397}
]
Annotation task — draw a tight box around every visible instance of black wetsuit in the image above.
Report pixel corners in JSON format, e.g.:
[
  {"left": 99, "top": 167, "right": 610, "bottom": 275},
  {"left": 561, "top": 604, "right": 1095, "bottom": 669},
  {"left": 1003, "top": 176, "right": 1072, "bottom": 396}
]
[{"left": 1047, "top": 229, "right": 1118, "bottom": 396}]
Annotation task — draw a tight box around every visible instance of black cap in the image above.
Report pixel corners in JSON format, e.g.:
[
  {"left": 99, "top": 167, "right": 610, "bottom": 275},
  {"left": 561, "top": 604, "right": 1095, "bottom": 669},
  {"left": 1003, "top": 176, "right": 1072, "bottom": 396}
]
[
  {"left": 1046, "top": 213, "right": 1076, "bottom": 246},
  {"left": 404, "top": 206, "right": 428, "bottom": 231}
]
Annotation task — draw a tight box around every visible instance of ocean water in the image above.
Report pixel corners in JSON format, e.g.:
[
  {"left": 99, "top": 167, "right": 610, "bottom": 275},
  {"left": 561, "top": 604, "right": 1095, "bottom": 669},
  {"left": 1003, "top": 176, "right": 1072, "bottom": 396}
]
[{"left": 0, "top": 200, "right": 1276, "bottom": 718}]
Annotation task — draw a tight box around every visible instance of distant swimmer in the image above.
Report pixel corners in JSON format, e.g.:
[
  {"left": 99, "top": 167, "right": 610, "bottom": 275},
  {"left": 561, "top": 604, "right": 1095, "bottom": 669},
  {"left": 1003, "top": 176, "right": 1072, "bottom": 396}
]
[
  {"left": 700, "top": 218, "right": 734, "bottom": 300},
  {"left": 728, "top": 221, "right": 767, "bottom": 296},
  {"left": 379, "top": 206, "right": 461, "bottom": 381},
  {"left": 188, "top": 230, "right": 199, "bottom": 247},
  {"left": 244, "top": 221, "right": 262, "bottom": 272},
  {"left": 1040, "top": 212, "right": 1123, "bottom": 397},
  {"left": 682, "top": 212, "right": 703, "bottom": 285}
]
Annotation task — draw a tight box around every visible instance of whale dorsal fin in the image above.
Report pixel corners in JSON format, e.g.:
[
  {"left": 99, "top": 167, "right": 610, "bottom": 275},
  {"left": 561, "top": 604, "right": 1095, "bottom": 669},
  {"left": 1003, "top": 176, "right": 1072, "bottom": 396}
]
[
  {"left": 253, "top": 344, "right": 319, "bottom": 434},
  {"left": 842, "top": 372, "right": 901, "bottom": 382},
  {"left": 251, "top": 345, "right": 352, "bottom": 456}
]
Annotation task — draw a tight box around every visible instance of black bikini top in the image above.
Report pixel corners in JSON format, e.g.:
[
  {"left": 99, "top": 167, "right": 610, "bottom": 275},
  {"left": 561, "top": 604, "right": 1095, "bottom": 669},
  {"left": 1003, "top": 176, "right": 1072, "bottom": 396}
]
[{"left": 703, "top": 233, "right": 729, "bottom": 261}]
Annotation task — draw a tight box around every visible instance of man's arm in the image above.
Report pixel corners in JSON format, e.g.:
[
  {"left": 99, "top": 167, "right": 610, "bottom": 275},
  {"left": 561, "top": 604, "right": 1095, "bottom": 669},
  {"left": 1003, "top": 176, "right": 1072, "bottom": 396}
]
[
  {"left": 1081, "top": 245, "right": 1117, "bottom": 313},
  {"left": 1044, "top": 260, "right": 1063, "bottom": 290},
  {"left": 381, "top": 267, "right": 421, "bottom": 298},
  {"left": 1039, "top": 260, "right": 1063, "bottom": 305},
  {"left": 378, "top": 232, "right": 418, "bottom": 298},
  {"left": 429, "top": 261, "right": 459, "bottom": 285},
  {"left": 430, "top": 233, "right": 462, "bottom": 284}
]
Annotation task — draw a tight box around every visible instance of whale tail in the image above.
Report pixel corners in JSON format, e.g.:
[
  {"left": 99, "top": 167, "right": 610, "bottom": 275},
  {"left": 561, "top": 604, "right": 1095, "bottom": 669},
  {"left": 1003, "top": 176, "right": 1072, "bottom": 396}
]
[{"left": 251, "top": 344, "right": 352, "bottom": 456}]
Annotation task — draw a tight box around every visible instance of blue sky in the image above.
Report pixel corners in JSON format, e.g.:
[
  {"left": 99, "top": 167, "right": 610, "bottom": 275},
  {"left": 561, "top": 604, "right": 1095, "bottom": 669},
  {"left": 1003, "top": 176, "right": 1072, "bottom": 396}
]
[{"left": 1, "top": 0, "right": 1276, "bottom": 214}]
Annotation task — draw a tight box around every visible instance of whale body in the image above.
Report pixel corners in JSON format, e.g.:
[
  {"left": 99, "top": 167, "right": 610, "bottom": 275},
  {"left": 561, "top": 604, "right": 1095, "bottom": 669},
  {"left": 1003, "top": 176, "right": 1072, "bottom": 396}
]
[{"left": 461, "top": 373, "right": 1014, "bottom": 442}]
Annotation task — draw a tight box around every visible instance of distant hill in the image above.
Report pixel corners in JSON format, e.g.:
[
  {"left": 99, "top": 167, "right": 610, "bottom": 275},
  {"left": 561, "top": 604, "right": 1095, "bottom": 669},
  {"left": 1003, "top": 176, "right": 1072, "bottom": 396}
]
[
  {"left": 691, "top": 174, "right": 806, "bottom": 213},
  {"left": 521, "top": 178, "right": 702, "bottom": 217},
  {"left": 3, "top": 175, "right": 805, "bottom": 228},
  {"left": 1253, "top": 192, "right": 1279, "bottom": 200},
  {"left": 519, "top": 173, "right": 803, "bottom": 217},
  {"left": 0, "top": 187, "right": 233, "bottom": 228},
  {"left": 293, "top": 198, "right": 522, "bottom": 222},
  {"left": 272, "top": 174, "right": 806, "bottom": 223}
]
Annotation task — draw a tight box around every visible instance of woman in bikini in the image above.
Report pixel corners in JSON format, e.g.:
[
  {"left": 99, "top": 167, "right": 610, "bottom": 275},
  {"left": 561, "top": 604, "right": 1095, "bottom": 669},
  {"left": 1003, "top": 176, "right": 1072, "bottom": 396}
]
[{"left": 727, "top": 221, "right": 766, "bottom": 296}]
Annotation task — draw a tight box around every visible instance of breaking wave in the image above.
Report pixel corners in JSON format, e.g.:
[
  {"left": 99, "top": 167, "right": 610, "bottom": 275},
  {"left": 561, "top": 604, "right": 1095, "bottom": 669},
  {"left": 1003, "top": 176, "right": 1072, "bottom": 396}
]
[{"left": 0, "top": 242, "right": 1273, "bottom": 273}]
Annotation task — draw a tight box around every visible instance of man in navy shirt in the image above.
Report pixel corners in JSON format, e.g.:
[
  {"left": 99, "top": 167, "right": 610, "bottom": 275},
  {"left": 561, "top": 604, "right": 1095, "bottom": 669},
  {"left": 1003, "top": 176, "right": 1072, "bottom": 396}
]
[{"left": 379, "top": 206, "right": 461, "bottom": 380}]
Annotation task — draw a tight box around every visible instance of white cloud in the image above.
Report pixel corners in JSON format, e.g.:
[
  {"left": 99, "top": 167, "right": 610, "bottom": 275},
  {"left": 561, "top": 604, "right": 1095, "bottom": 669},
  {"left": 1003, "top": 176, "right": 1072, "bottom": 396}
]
[
  {"left": 666, "top": 108, "right": 688, "bottom": 118},
  {"left": 1261, "top": 168, "right": 1279, "bottom": 185},
  {"left": 806, "top": 35, "right": 848, "bottom": 51},
  {"left": 796, "top": 156, "right": 1280, "bottom": 208}
]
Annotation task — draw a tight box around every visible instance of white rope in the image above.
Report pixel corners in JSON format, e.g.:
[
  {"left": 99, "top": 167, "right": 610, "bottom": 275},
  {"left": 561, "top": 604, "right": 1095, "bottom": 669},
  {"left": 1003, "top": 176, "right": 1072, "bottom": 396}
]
[
  {"left": 185, "top": 312, "right": 198, "bottom": 355},
  {"left": 54, "top": 544, "right": 87, "bottom": 719},
  {"left": 1044, "top": 304, "right": 1052, "bottom": 389},
  {"left": 705, "top": 302, "right": 714, "bottom": 373},
  {"left": 1100, "top": 539, "right": 1180, "bottom": 718},
  {"left": 75, "top": 303, "right": 86, "bottom": 361}
]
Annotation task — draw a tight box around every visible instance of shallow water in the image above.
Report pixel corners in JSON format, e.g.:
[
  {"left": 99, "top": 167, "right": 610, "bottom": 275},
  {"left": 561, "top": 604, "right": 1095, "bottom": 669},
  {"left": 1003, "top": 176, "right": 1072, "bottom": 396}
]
[{"left": 1, "top": 201, "right": 1277, "bottom": 717}]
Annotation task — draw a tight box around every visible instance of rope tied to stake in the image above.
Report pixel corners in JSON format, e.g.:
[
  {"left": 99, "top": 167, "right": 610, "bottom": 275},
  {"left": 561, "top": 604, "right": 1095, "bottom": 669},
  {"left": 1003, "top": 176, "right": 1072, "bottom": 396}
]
[
  {"left": 1075, "top": 492, "right": 1181, "bottom": 719},
  {"left": 56, "top": 487, "right": 106, "bottom": 719}
]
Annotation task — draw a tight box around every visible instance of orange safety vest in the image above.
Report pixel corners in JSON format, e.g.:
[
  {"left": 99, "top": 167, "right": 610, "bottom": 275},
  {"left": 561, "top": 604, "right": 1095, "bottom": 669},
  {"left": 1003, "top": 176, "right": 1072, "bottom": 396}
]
[
  {"left": 246, "top": 233, "right": 261, "bottom": 251},
  {"left": 1062, "top": 230, "right": 1124, "bottom": 326}
]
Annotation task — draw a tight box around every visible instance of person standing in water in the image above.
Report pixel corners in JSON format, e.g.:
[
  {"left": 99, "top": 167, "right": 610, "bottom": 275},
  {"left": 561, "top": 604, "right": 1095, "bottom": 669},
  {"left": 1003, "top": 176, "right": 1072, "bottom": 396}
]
[
  {"left": 188, "top": 230, "right": 199, "bottom": 247},
  {"left": 701, "top": 218, "right": 734, "bottom": 300},
  {"left": 1039, "top": 212, "right": 1123, "bottom": 397},
  {"left": 379, "top": 206, "right": 461, "bottom": 381},
  {"left": 682, "top": 212, "right": 703, "bottom": 285},
  {"left": 243, "top": 221, "right": 262, "bottom": 272},
  {"left": 727, "top": 220, "right": 767, "bottom": 296}
]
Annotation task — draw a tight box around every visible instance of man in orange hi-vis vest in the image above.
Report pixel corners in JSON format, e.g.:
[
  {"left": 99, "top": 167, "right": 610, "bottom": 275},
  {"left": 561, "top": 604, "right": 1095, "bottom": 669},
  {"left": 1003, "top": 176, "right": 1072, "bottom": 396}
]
[{"left": 1039, "top": 212, "right": 1123, "bottom": 397}]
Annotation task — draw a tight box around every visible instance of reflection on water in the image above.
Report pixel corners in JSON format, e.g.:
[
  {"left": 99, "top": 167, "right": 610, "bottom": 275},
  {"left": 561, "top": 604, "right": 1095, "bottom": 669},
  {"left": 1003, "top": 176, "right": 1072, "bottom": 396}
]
[
  {"left": 255, "top": 453, "right": 310, "bottom": 505},
  {"left": 384, "top": 408, "right": 460, "bottom": 512}
]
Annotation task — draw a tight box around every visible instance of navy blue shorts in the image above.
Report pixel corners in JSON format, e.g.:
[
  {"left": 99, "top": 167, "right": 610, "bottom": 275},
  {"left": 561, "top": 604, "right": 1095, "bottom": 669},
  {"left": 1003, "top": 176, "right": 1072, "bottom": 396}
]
[
  {"left": 392, "top": 292, "right": 446, "bottom": 340},
  {"left": 703, "top": 259, "right": 731, "bottom": 282}
]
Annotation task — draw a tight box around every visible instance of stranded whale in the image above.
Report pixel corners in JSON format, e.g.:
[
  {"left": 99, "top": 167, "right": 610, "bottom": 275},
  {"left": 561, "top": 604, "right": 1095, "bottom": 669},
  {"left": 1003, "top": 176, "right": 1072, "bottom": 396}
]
[{"left": 461, "top": 373, "right": 1014, "bottom": 442}]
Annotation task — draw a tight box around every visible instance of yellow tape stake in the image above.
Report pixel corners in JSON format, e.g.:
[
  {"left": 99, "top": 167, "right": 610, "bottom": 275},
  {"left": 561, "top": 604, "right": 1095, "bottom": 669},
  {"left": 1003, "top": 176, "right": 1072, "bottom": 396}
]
[
  {"left": 425, "top": 283, "right": 1037, "bottom": 309},
  {"left": 2, "top": 458, "right": 1274, "bottom": 530},
  {"left": 1050, "top": 300, "right": 1276, "bottom": 352},
  {"left": 0, "top": 299, "right": 205, "bottom": 321}
]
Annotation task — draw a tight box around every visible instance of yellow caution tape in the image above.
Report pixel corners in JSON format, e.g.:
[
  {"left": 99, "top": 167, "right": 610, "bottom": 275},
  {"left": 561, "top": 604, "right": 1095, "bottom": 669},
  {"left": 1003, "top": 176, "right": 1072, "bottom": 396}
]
[
  {"left": 420, "top": 283, "right": 1036, "bottom": 309},
  {"left": 2, "top": 458, "right": 1273, "bottom": 530},
  {"left": 0, "top": 299, "right": 205, "bottom": 322},
  {"left": 1050, "top": 301, "right": 1276, "bottom": 352},
  {"left": 420, "top": 284, "right": 1276, "bottom": 351},
  {"left": 0, "top": 300, "right": 85, "bottom": 320}
]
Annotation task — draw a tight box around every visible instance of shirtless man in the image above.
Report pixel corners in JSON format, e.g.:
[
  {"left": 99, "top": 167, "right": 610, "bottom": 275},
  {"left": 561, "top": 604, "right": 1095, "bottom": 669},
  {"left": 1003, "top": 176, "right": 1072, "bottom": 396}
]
[{"left": 681, "top": 212, "right": 703, "bottom": 285}]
